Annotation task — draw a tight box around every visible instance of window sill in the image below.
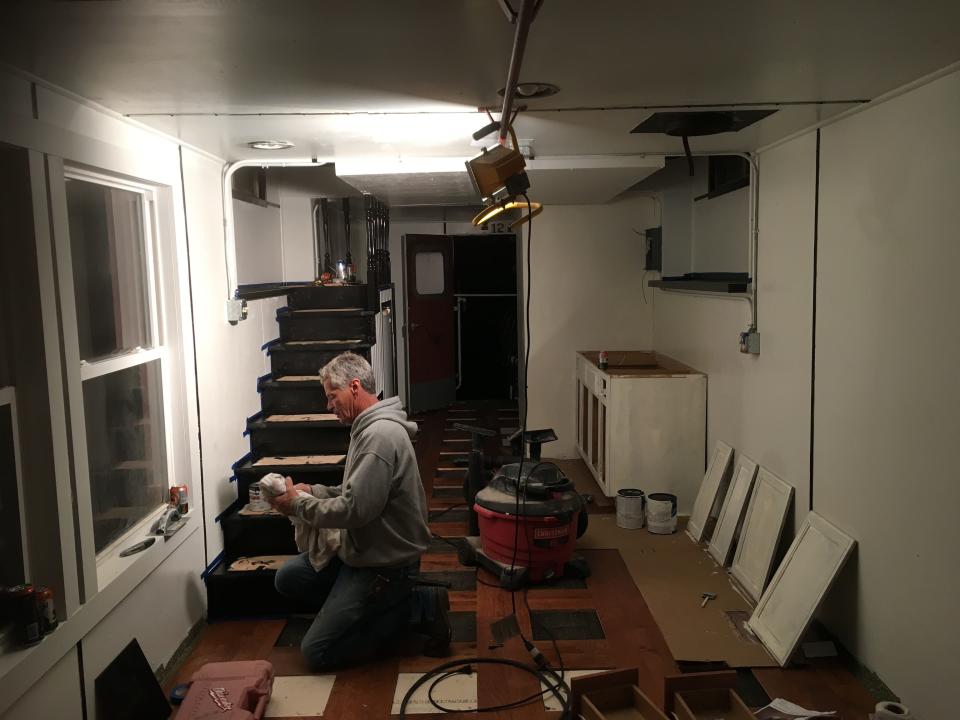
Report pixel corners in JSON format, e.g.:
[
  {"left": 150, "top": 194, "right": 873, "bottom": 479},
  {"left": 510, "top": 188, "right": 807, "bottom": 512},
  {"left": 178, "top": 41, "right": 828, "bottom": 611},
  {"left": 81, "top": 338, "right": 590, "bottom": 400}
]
[{"left": 96, "top": 508, "right": 192, "bottom": 591}]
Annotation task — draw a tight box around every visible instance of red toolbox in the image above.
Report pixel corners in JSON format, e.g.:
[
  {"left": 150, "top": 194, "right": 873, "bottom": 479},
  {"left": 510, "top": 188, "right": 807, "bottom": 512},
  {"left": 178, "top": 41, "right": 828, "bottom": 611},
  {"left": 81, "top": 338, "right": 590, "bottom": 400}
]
[{"left": 176, "top": 660, "right": 274, "bottom": 719}]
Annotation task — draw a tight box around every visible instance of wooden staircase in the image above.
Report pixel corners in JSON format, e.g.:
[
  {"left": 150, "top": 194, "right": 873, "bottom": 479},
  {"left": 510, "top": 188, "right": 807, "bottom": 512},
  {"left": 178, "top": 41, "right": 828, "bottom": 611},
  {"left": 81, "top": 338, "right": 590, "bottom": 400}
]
[{"left": 205, "top": 283, "right": 376, "bottom": 620}]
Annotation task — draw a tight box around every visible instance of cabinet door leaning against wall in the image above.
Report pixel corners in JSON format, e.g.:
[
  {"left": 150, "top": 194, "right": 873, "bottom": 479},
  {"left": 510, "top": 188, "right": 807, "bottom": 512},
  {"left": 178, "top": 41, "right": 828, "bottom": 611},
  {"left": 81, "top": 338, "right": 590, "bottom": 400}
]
[{"left": 575, "top": 351, "right": 705, "bottom": 513}]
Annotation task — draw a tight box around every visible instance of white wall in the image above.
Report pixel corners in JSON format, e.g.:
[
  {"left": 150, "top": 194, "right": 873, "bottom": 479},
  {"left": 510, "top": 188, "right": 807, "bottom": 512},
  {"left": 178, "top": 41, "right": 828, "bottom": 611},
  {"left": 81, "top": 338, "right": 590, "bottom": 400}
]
[
  {"left": 182, "top": 150, "right": 284, "bottom": 565},
  {"left": 4, "top": 648, "right": 82, "bottom": 720},
  {"left": 812, "top": 70, "right": 960, "bottom": 720},
  {"left": 655, "top": 134, "right": 816, "bottom": 533},
  {"left": 234, "top": 199, "right": 282, "bottom": 285},
  {"left": 523, "top": 197, "right": 657, "bottom": 456},
  {"left": 279, "top": 195, "right": 315, "bottom": 282},
  {"left": 654, "top": 69, "right": 960, "bottom": 717}
]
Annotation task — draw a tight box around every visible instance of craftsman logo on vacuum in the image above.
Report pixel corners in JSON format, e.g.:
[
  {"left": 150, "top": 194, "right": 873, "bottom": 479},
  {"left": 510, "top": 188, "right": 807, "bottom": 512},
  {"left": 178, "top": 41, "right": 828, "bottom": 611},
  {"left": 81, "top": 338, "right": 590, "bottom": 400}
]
[
  {"left": 209, "top": 687, "right": 233, "bottom": 711},
  {"left": 533, "top": 527, "right": 568, "bottom": 540}
]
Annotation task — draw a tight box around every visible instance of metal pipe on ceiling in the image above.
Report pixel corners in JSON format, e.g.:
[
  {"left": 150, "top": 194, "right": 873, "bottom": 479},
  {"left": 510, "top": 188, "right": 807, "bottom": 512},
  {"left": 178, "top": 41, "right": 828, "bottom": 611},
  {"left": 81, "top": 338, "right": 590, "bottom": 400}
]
[{"left": 497, "top": 0, "right": 537, "bottom": 145}]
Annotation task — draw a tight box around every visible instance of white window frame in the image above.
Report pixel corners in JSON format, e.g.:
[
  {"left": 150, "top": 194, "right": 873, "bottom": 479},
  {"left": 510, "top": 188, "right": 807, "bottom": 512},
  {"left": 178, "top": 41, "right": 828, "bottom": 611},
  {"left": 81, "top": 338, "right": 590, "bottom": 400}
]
[{"left": 50, "top": 164, "right": 178, "bottom": 597}]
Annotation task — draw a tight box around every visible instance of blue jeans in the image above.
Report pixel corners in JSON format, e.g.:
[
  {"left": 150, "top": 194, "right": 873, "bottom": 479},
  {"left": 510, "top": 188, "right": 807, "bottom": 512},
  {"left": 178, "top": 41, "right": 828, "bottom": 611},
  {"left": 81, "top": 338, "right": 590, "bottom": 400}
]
[{"left": 274, "top": 554, "right": 425, "bottom": 671}]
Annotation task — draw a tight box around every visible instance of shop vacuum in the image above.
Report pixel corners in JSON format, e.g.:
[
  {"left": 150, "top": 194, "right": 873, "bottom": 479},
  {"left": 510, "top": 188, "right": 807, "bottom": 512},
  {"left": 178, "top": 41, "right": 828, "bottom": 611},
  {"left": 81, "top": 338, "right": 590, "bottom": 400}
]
[{"left": 455, "top": 425, "right": 590, "bottom": 589}]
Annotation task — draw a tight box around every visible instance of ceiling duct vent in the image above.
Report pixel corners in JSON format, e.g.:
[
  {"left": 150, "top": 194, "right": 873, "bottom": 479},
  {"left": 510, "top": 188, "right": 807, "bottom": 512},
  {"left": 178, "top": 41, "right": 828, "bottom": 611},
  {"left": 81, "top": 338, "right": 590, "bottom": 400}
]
[{"left": 631, "top": 109, "right": 777, "bottom": 175}]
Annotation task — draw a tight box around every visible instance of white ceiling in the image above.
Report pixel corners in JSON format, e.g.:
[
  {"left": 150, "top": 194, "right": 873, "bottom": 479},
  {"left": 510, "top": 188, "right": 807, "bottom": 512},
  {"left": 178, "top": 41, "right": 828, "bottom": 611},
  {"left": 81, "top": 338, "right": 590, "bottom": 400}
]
[{"left": 2, "top": 0, "right": 958, "bottom": 204}]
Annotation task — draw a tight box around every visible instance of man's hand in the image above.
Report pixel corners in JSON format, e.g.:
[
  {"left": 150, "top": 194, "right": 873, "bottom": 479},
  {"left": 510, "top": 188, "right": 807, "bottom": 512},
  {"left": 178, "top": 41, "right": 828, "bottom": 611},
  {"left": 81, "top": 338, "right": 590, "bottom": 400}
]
[
  {"left": 267, "top": 476, "right": 300, "bottom": 516},
  {"left": 293, "top": 482, "right": 313, "bottom": 495}
]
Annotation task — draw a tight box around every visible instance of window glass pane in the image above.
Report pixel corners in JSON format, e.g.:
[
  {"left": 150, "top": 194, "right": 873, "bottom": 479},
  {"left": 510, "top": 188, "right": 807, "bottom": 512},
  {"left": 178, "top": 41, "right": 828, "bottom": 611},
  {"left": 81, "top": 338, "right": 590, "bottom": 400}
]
[
  {"left": 415, "top": 251, "right": 445, "bottom": 295},
  {"left": 83, "top": 360, "right": 167, "bottom": 553},
  {"left": 65, "top": 179, "right": 151, "bottom": 361},
  {"left": 0, "top": 401, "right": 26, "bottom": 589}
]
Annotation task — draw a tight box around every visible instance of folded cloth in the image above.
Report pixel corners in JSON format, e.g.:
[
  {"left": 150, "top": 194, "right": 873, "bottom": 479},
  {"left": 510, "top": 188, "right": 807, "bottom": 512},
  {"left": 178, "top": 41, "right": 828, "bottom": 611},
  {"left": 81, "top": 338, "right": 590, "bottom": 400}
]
[{"left": 259, "top": 473, "right": 341, "bottom": 571}]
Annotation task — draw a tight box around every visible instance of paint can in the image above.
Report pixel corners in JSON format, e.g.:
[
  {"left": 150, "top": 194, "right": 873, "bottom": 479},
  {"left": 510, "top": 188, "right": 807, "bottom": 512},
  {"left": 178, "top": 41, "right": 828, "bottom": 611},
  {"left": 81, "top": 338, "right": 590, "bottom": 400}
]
[
  {"left": 10, "top": 584, "right": 42, "bottom": 646},
  {"left": 615, "top": 489, "right": 645, "bottom": 529},
  {"left": 35, "top": 586, "right": 58, "bottom": 634},
  {"left": 875, "top": 702, "right": 913, "bottom": 720},
  {"left": 646, "top": 492, "right": 678, "bottom": 534}
]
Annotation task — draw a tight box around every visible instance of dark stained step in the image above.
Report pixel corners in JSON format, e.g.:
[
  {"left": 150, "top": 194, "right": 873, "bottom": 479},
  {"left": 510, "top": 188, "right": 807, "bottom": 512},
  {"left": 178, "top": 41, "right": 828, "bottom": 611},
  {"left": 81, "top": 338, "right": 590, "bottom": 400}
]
[
  {"left": 258, "top": 375, "right": 328, "bottom": 414},
  {"left": 205, "top": 560, "right": 315, "bottom": 621},
  {"left": 233, "top": 452, "right": 345, "bottom": 504},
  {"left": 247, "top": 413, "right": 350, "bottom": 456},
  {"left": 267, "top": 339, "right": 372, "bottom": 376},
  {"left": 277, "top": 307, "right": 375, "bottom": 342},
  {"left": 221, "top": 508, "right": 298, "bottom": 559},
  {"left": 286, "top": 283, "right": 369, "bottom": 311}
]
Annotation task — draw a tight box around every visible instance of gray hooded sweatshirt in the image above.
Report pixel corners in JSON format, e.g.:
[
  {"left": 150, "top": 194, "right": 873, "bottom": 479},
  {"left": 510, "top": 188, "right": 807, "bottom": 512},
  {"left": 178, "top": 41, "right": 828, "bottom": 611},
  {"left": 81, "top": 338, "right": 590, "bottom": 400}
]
[{"left": 291, "top": 397, "right": 430, "bottom": 567}]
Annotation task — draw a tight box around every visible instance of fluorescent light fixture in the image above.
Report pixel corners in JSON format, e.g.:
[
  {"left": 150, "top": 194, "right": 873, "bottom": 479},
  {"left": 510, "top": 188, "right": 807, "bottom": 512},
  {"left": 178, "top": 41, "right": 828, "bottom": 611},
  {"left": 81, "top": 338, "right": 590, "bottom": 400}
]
[
  {"left": 247, "top": 140, "right": 295, "bottom": 150},
  {"left": 335, "top": 156, "right": 471, "bottom": 176}
]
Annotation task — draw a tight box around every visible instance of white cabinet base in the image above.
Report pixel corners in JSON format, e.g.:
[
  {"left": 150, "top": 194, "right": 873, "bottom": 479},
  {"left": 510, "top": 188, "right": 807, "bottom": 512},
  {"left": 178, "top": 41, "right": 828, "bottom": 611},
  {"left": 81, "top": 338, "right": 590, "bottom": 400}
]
[{"left": 575, "top": 351, "right": 706, "bottom": 513}]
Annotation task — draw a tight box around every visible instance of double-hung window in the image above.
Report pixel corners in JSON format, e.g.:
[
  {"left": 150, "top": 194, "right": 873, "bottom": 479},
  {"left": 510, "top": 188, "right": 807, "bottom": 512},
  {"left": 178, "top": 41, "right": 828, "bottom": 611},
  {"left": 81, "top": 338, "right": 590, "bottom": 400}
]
[{"left": 61, "top": 170, "right": 173, "bottom": 563}]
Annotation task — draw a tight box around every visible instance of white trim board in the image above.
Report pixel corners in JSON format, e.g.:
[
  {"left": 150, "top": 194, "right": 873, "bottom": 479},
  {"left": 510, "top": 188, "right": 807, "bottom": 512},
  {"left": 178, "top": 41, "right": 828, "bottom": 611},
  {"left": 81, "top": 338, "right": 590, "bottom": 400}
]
[
  {"left": 707, "top": 454, "right": 759, "bottom": 567},
  {"left": 729, "top": 467, "right": 794, "bottom": 602},
  {"left": 748, "top": 512, "right": 856, "bottom": 666},
  {"left": 686, "top": 440, "right": 734, "bottom": 542}
]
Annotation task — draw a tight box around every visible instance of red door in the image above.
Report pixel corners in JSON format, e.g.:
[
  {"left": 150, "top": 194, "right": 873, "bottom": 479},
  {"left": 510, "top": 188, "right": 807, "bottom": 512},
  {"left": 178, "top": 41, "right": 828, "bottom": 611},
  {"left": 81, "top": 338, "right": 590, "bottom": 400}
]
[{"left": 403, "top": 234, "right": 456, "bottom": 412}]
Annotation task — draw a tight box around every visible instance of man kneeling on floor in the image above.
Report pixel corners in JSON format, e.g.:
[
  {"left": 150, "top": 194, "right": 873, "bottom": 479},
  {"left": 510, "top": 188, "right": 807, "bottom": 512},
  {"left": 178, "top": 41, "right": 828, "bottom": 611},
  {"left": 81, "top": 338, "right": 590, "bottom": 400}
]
[{"left": 267, "top": 352, "right": 450, "bottom": 671}]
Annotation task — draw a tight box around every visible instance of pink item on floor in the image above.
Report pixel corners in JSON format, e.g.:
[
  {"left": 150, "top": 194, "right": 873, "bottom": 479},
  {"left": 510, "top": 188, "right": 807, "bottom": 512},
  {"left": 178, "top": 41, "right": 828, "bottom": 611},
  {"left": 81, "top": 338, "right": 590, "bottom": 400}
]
[{"left": 176, "top": 660, "right": 274, "bottom": 720}]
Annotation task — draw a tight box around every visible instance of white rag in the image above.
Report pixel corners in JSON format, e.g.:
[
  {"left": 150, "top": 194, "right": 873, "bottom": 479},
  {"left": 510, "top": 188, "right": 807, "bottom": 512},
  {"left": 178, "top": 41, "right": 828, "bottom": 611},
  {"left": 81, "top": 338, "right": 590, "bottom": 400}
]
[{"left": 259, "top": 473, "right": 340, "bottom": 571}]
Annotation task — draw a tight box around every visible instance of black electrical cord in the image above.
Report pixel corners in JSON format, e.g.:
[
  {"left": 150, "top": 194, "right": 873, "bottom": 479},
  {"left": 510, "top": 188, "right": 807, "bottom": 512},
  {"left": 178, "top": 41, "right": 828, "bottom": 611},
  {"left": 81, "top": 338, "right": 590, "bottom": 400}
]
[
  {"left": 428, "top": 503, "right": 467, "bottom": 522},
  {"left": 397, "top": 657, "right": 571, "bottom": 719}
]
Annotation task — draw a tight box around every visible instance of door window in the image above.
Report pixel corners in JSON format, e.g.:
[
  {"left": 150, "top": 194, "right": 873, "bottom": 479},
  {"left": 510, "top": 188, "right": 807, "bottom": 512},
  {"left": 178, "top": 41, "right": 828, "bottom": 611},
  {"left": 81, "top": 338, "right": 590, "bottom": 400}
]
[{"left": 415, "top": 251, "right": 445, "bottom": 295}]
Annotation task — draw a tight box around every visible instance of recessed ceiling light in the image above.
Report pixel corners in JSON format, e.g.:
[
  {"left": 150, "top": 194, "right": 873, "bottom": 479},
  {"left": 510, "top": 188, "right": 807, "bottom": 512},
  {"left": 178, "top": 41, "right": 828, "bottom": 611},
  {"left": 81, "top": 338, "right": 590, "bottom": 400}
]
[
  {"left": 247, "top": 140, "right": 295, "bottom": 150},
  {"left": 497, "top": 82, "right": 560, "bottom": 99}
]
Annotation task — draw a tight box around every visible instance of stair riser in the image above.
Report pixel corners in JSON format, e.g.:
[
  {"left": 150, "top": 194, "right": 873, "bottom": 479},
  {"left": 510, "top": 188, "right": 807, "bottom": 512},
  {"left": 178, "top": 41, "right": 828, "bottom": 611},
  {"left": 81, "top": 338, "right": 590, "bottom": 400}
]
[
  {"left": 286, "top": 284, "right": 369, "bottom": 310},
  {"left": 260, "top": 386, "right": 329, "bottom": 414},
  {"left": 270, "top": 347, "right": 370, "bottom": 376},
  {"left": 278, "top": 314, "right": 374, "bottom": 342},
  {"left": 222, "top": 512, "right": 298, "bottom": 558},
  {"left": 249, "top": 426, "right": 350, "bottom": 456},
  {"left": 205, "top": 570, "right": 317, "bottom": 621}
]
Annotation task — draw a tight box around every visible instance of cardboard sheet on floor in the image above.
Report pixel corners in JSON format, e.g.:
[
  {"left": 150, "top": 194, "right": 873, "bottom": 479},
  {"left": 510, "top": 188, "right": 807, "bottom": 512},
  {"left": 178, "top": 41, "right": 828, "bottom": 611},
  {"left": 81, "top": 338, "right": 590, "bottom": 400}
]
[
  {"left": 265, "top": 675, "right": 336, "bottom": 717},
  {"left": 578, "top": 514, "right": 776, "bottom": 667},
  {"left": 392, "top": 671, "right": 478, "bottom": 714}
]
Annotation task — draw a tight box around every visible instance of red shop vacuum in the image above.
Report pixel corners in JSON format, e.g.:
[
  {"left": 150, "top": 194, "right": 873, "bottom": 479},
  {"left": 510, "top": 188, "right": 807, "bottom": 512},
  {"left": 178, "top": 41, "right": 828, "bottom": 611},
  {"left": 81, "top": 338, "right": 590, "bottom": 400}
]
[{"left": 456, "top": 426, "right": 590, "bottom": 588}]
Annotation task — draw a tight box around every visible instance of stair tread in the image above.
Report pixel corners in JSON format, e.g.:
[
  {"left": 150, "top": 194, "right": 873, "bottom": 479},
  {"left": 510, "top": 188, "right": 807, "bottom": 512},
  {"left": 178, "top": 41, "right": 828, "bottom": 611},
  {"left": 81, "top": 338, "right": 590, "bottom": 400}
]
[
  {"left": 283, "top": 339, "right": 367, "bottom": 346},
  {"left": 264, "top": 413, "right": 338, "bottom": 423},
  {"left": 275, "top": 374, "right": 323, "bottom": 382},
  {"left": 253, "top": 454, "right": 346, "bottom": 466},
  {"left": 289, "top": 307, "right": 365, "bottom": 313}
]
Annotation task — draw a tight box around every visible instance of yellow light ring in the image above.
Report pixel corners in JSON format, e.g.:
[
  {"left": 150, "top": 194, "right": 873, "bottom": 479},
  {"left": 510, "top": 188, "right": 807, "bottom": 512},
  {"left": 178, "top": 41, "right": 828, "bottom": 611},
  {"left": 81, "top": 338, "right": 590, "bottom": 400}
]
[{"left": 509, "top": 202, "right": 543, "bottom": 229}]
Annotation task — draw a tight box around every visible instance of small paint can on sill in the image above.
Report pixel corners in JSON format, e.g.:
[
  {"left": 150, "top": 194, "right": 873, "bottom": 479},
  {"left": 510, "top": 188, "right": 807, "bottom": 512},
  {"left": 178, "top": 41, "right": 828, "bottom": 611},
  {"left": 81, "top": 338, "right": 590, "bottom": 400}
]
[
  {"left": 646, "top": 492, "right": 678, "bottom": 534},
  {"left": 615, "top": 489, "right": 645, "bottom": 529}
]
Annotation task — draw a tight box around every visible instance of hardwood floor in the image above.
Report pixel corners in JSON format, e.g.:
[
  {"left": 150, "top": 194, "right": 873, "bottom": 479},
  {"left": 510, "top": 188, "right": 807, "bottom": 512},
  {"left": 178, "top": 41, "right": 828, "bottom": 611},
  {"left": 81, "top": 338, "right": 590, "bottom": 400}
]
[{"left": 166, "top": 402, "right": 877, "bottom": 719}]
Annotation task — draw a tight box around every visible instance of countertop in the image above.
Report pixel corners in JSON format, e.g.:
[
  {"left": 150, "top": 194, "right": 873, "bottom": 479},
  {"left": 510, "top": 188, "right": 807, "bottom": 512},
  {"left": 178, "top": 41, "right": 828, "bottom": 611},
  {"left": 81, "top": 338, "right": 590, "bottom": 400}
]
[{"left": 578, "top": 350, "right": 703, "bottom": 377}]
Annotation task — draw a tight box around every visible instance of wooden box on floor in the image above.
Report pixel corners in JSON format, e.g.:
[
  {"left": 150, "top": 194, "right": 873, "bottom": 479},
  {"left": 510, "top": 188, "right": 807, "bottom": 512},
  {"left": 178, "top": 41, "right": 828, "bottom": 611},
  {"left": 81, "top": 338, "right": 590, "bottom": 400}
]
[
  {"left": 580, "top": 686, "right": 669, "bottom": 720},
  {"left": 673, "top": 688, "right": 754, "bottom": 720}
]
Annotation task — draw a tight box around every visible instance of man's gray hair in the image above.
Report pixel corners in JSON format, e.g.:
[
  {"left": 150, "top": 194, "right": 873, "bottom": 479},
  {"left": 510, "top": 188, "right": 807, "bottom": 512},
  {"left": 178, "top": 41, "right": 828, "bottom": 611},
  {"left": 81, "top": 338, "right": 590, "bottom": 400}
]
[{"left": 320, "top": 352, "right": 376, "bottom": 394}]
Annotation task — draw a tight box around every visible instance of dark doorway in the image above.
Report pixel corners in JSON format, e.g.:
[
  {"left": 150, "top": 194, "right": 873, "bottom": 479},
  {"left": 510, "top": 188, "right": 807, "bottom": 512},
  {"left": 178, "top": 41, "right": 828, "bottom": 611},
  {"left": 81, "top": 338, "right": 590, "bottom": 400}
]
[
  {"left": 403, "top": 233, "right": 518, "bottom": 411},
  {"left": 452, "top": 234, "right": 518, "bottom": 401}
]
